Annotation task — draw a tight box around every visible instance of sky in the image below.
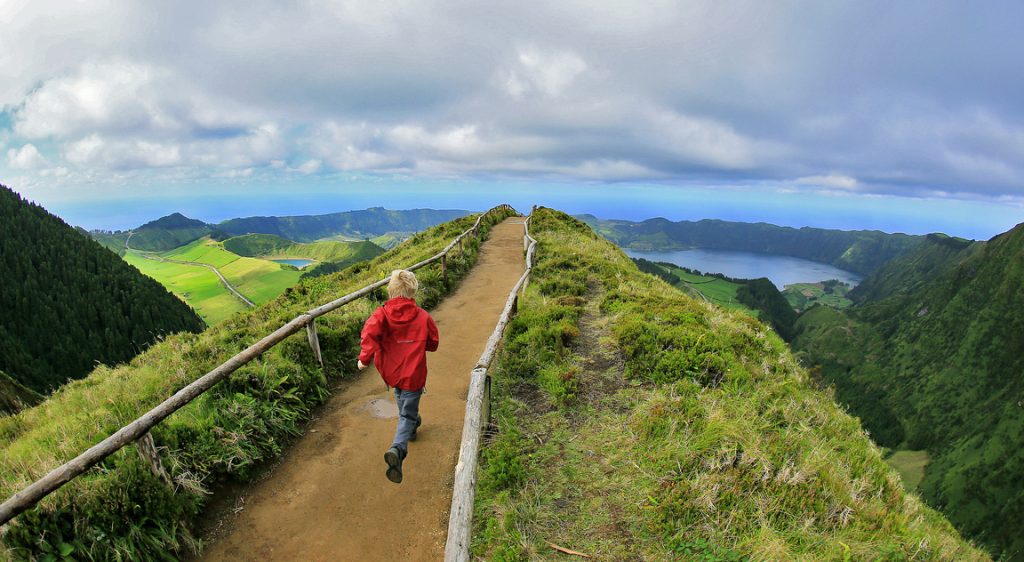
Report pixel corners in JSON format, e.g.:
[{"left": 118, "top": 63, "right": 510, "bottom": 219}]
[{"left": 2, "top": 1, "right": 1023, "bottom": 238}]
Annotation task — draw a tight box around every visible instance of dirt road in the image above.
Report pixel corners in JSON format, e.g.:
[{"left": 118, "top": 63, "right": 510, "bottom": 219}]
[{"left": 198, "top": 218, "right": 526, "bottom": 562}]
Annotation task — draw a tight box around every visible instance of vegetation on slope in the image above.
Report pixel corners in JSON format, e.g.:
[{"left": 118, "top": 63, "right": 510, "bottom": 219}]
[
  {"left": 217, "top": 207, "right": 470, "bottom": 242},
  {"left": 127, "top": 213, "right": 214, "bottom": 252},
  {"left": 791, "top": 223, "right": 1024, "bottom": 558},
  {"left": 581, "top": 215, "right": 925, "bottom": 275},
  {"left": 472, "top": 208, "right": 983, "bottom": 560},
  {"left": 223, "top": 234, "right": 385, "bottom": 280},
  {"left": 0, "top": 185, "right": 205, "bottom": 394},
  {"left": 0, "top": 208, "right": 516, "bottom": 561},
  {"left": 0, "top": 370, "right": 40, "bottom": 416},
  {"left": 632, "top": 258, "right": 798, "bottom": 341}
]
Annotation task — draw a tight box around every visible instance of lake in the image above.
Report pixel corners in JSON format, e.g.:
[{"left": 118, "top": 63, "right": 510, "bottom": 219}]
[
  {"left": 271, "top": 258, "right": 316, "bottom": 269},
  {"left": 624, "top": 248, "right": 862, "bottom": 289}
]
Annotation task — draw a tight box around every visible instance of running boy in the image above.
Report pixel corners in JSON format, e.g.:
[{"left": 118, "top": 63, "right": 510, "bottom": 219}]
[{"left": 357, "top": 269, "right": 439, "bottom": 483}]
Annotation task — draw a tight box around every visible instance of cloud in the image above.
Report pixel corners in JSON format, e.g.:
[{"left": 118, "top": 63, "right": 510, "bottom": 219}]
[
  {"left": 500, "top": 47, "right": 588, "bottom": 99},
  {"left": 6, "top": 143, "right": 48, "bottom": 169},
  {"left": 796, "top": 174, "right": 859, "bottom": 190},
  {"left": 0, "top": 0, "right": 1022, "bottom": 203}
]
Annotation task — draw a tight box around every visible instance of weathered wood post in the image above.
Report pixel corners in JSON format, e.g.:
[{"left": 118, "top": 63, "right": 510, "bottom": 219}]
[
  {"left": 441, "top": 253, "right": 449, "bottom": 286},
  {"left": 136, "top": 432, "right": 172, "bottom": 487},
  {"left": 306, "top": 317, "right": 323, "bottom": 368},
  {"left": 458, "top": 237, "right": 463, "bottom": 258}
]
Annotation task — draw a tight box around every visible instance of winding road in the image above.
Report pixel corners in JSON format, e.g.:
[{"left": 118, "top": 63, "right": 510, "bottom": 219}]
[{"left": 125, "top": 232, "right": 256, "bottom": 307}]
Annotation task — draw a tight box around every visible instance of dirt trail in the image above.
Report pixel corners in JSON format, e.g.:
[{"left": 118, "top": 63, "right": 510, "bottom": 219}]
[{"left": 198, "top": 218, "right": 526, "bottom": 562}]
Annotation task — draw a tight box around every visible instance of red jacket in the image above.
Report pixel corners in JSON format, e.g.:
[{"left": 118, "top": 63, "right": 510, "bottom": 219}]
[{"left": 358, "top": 297, "right": 439, "bottom": 390}]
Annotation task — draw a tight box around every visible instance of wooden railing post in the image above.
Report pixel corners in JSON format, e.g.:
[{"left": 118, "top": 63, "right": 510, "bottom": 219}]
[
  {"left": 136, "top": 432, "right": 172, "bottom": 488},
  {"left": 306, "top": 317, "right": 323, "bottom": 368}
]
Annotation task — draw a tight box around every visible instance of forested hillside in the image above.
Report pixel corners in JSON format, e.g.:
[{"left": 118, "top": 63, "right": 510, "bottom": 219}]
[
  {"left": 0, "top": 185, "right": 205, "bottom": 394},
  {"left": 473, "top": 209, "right": 982, "bottom": 560},
  {"left": 581, "top": 215, "right": 925, "bottom": 275},
  {"left": 217, "top": 207, "right": 469, "bottom": 242},
  {"left": 792, "top": 222, "right": 1024, "bottom": 558}
]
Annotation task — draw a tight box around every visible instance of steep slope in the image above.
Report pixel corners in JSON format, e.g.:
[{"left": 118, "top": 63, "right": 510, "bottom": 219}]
[
  {"left": 217, "top": 207, "right": 470, "bottom": 242},
  {"left": 0, "top": 208, "right": 515, "bottom": 561},
  {"left": 792, "top": 222, "right": 1024, "bottom": 558},
  {"left": 0, "top": 185, "right": 205, "bottom": 394},
  {"left": 580, "top": 215, "right": 925, "bottom": 275},
  {"left": 473, "top": 209, "right": 982, "bottom": 560},
  {"left": 0, "top": 370, "right": 40, "bottom": 416}
]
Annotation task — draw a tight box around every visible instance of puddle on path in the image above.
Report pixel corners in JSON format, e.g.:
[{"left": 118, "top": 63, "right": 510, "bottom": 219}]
[{"left": 365, "top": 397, "right": 398, "bottom": 419}]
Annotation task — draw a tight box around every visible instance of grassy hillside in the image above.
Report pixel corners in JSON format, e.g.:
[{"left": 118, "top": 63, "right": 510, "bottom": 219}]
[
  {"left": 472, "top": 209, "right": 983, "bottom": 560},
  {"left": 581, "top": 215, "right": 925, "bottom": 275},
  {"left": 792, "top": 222, "right": 1024, "bottom": 558},
  {"left": 0, "top": 185, "right": 205, "bottom": 394},
  {"left": 0, "top": 208, "right": 516, "bottom": 560}
]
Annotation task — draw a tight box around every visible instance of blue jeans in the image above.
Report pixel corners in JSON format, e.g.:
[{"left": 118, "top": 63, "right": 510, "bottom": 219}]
[{"left": 392, "top": 388, "right": 423, "bottom": 455}]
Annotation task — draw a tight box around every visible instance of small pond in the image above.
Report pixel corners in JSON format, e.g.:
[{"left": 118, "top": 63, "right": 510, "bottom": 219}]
[{"left": 271, "top": 258, "right": 316, "bottom": 269}]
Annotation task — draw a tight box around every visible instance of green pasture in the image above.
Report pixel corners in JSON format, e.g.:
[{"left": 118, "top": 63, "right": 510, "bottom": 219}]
[
  {"left": 668, "top": 266, "right": 750, "bottom": 312},
  {"left": 123, "top": 252, "right": 246, "bottom": 324},
  {"left": 783, "top": 282, "right": 853, "bottom": 312}
]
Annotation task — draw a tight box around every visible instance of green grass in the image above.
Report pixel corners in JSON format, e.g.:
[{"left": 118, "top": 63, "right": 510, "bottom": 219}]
[
  {"left": 139, "top": 237, "right": 304, "bottom": 317},
  {"left": 886, "top": 450, "right": 930, "bottom": 491},
  {"left": 123, "top": 252, "right": 247, "bottom": 324},
  {"left": 670, "top": 266, "right": 749, "bottom": 312},
  {"left": 472, "top": 208, "right": 986, "bottom": 561},
  {"left": 0, "top": 208, "right": 517, "bottom": 560},
  {"left": 783, "top": 282, "right": 853, "bottom": 312}
]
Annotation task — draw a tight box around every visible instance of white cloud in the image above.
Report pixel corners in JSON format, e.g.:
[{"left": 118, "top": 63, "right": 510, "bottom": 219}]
[
  {"left": 6, "top": 143, "right": 48, "bottom": 169},
  {"left": 796, "top": 174, "right": 859, "bottom": 190},
  {"left": 500, "top": 47, "right": 588, "bottom": 99}
]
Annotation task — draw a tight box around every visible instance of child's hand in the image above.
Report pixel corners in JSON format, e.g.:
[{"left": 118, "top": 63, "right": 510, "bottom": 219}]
[{"left": 357, "top": 359, "right": 367, "bottom": 370}]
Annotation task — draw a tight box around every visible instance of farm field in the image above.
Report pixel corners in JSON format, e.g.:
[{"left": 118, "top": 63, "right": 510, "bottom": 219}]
[
  {"left": 162, "top": 238, "right": 303, "bottom": 303},
  {"left": 123, "top": 252, "right": 247, "bottom": 324},
  {"left": 666, "top": 265, "right": 750, "bottom": 312},
  {"left": 783, "top": 281, "right": 854, "bottom": 312}
]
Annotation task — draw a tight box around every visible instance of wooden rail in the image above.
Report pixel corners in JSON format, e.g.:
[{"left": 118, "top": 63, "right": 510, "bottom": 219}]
[
  {"left": 0, "top": 204, "right": 517, "bottom": 527},
  {"left": 445, "top": 210, "right": 537, "bottom": 562}
]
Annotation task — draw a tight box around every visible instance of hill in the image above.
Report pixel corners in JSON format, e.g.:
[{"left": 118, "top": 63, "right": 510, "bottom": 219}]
[
  {"left": 579, "top": 214, "right": 926, "bottom": 275},
  {"left": 216, "top": 207, "right": 470, "bottom": 242},
  {"left": 222, "top": 233, "right": 384, "bottom": 265},
  {"left": 0, "top": 209, "right": 514, "bottom": 560},
  {"left": 791, "top": 221, "right": 1024, "bottom": 558},
  {"left": 126, "top": 212, "right": 214, "bottom": 251},
  {"left": 0, "top": 185, "right": 205, "bottom": 394},
  {"left": 472, "top": 209, "right": 982, "bottom": 559}
]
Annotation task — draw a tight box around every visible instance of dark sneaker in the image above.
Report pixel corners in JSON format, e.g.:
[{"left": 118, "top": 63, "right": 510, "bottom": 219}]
[
  {"left": 384, "top": 447, "right": 404, "bottom": 483},
  {"left": 410, "top": 415, "right": 423, "bottom": 441}
]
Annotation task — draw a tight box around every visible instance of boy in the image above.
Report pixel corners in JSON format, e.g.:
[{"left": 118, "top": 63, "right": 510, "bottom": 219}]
[{"left": 357, "top": 269, "right": 439, "bottom": 483}]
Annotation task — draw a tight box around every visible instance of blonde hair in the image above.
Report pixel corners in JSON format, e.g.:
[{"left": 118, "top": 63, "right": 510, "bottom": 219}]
[{"left": 387, "top": 269, "right": 419, "bottom": 299}]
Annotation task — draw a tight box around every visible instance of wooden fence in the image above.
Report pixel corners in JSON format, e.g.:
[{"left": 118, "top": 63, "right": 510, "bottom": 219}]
[
  {"left": 445, "top": 210, "right": 538, "bottom": 562},
  {"left": 0, "top": 204, "right": 517, "bottom": 527}
]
